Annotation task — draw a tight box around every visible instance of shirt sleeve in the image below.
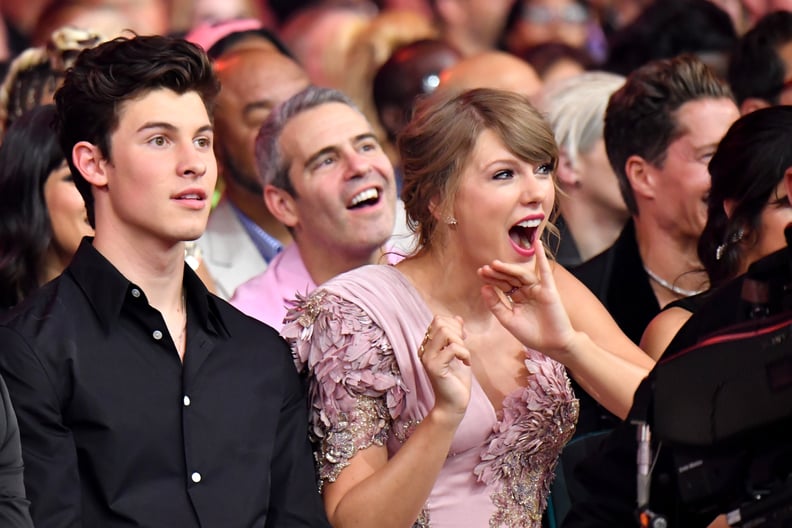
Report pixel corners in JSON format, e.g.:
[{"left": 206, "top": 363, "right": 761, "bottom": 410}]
[
  {"left": 0, "top": 327, "right": 80, "bottom": 528},
  {"left": 282, "top": 290, "right": 406, "bottom": 487},
  {"left": 0, "top": 372, "right": 33, "bottom": 527},
  {"left": 264, "top": 335, "right": 331, "bottom": 528}
]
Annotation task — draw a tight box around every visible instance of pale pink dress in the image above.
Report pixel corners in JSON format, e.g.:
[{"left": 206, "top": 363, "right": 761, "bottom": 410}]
[{"left": 282, "top": 265, "right": 579, "bottom": 528}]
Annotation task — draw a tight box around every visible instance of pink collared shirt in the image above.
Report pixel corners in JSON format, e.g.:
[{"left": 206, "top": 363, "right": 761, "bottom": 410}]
[
  {"left": 230, "top": 243, "right": 315, "bottom": 330},
  {"left": 231, "top": 243, "right": 404, "bottom": 330}
]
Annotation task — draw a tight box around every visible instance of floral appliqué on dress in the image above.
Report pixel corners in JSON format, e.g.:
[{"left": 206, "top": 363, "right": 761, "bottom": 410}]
[
  {"left": 283, "top": 291, "right": 407, "bottom": 485},
  {"left": 474, "top": 355, "right": 579, "bottom": 527},
  {"left": 283, "top": 290, "right": 578, "bottom": 528}
]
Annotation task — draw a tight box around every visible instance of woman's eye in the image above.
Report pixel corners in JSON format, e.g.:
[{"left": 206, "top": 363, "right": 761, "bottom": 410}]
[
  {"left": 535, "top": 163, "right": 553, "bottom": 176},
  {"left": 493, "top": 169, "right": 513, "bottom": 180}
]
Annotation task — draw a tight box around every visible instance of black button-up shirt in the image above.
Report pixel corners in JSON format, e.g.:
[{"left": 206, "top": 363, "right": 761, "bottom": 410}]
[
  {"left": 0, "top": 373, "right": 33, "bottom": 527},
  {"left": 0, "top": 239, "right": 329, "bottom": 528}
]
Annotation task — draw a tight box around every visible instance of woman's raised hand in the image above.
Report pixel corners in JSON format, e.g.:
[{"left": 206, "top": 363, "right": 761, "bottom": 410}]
[
  {"left": 478, "top": 240, "right": 578, "bottom": 360},
  {"left": 419, "top": 314, "right": 472, "bottom": 426}
]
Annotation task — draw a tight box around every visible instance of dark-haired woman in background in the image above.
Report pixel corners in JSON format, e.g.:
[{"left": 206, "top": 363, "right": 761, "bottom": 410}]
[
  {"left": 0, "top": 104, "right": 93, "bottom": 309},
  {"left": 641, "top": 105, "right": 792, "bottom": 360}
]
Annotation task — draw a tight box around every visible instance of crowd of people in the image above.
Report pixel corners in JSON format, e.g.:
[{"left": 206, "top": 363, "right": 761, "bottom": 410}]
[{"left": 1, "top": 0, "right": 792, "bottom": 527}]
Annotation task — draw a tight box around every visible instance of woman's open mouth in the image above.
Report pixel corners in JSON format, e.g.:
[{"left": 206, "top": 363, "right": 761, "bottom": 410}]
[{"left": 508, "top": 217, "right": 542, "bottom": 250}]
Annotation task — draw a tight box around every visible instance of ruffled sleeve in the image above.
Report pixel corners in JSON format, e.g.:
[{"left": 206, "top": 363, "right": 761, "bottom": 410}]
[{"left": 281, "top": 290, "right": 407, "bottom": 485}]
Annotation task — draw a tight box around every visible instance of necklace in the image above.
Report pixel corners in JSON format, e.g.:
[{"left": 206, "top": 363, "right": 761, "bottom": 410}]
[{"left": 643, "top": 265, "right": 705, "bottom": 297}]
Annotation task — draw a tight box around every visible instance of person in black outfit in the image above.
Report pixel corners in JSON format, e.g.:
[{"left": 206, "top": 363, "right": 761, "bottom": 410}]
[
  {"left": 642, "top": 105, "right": 792, "bottom": 359},
  {"left": 0, "top": 34, "right": 329, "bottom": 528},
  {"left": 0, "top": 374, "right": 32, "bottom": 527},
  {"left": 572, "top": 55, "right": 737, "bottom": 345},
  {"left": 556, "top": 55, "right": 738, "bottom": 527},
  {"left": 568, "top": 55, "right": 737, "bottom": 439},
  {"left": 564, "top": 105, "right": 792, "bottom": 528}
]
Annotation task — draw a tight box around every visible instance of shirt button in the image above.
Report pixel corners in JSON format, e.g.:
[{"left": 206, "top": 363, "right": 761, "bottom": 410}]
[
  {"left": 191, "top": 472, "right": 202, "bottom": 483},
  {"left": 183, "top": 395, "right": 191, "bottom": 407},
  {"left": 152, "top": 330, "right": 163, "bottom": 340},
  {"left": 131, "top": 288, "right": 141, "bottom": 298}
]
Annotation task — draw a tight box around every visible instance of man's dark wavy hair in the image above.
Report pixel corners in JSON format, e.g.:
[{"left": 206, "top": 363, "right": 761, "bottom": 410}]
[{"left": 54, "top": 34, "right": 220, "bottom": 227}]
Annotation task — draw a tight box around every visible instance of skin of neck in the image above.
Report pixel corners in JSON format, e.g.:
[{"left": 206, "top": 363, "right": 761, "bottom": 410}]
[
  {"left": 296, "top": 234, "right": 387, "bottom": 286},
  {"left": 444, "top": 29, "right": 489, "bottom": 57},
  {"left": 633, "top": 212, "right": 708, "bottom": 301},
  {"left": 557, "top": 193, "right": 629, "bottom": 262},
  {"left": 223, "top": 174, "right": 293, "bottom": 246},
  {"left": 397, "top": 240, "right": 494, "bottom": 324},
  {"left": 92, "top": 225, "right": 186, "bottom": 315}
]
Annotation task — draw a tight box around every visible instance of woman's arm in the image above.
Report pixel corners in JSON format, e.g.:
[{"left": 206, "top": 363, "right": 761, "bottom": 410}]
[
  {"left": 553, "top": 263, "right": 655, "bottom": 370},
  {"left": 320, "top": 315, "right": 472, "bottom": 528},
  {"left": 640, "top": 307, "right": 694, "bottom": 361},
  {"left": 479, "top": 241, "right": 652, "bottom": 419},
  {"left": 324, "top": 406, "right": 459, "bottom": 527}
]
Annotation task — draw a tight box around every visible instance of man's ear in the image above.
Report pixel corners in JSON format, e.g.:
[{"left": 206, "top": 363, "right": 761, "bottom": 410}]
[
  {"left": 739, "top": 97, "right": 771, "bottom": 116},
  {"left": 625, "top": 154, "right": 655, "bottom": 200},
  {"left": 556, "top": 149, "right": 580, "bottom": 190},
  {"left": 264, "top": 185, "right": 298, "bottom": 228},
  {"left": 72, "top": 141, "right": 108, "bottom": 188},
  {"left": 723, "top": 197, "right": 737, "bottom": 219},
  {"left": 784, "top": 166, "right": 792, "bottom": 204}
]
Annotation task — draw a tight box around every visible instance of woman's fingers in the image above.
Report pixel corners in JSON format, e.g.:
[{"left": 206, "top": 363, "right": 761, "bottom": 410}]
[
  {"left": 532, "top": 240, "right": 557, "bottom": 290},
  {"left": 419, "top": 315, "right": 472, "bottom": 419},
  {"left": 418, "top": 315, "right": 468, "bottom": 362}
]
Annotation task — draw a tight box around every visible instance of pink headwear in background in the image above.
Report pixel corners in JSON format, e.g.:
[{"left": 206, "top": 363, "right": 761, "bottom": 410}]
[{"left": 185, "top": 18, "right": 265, "bottom": 53}]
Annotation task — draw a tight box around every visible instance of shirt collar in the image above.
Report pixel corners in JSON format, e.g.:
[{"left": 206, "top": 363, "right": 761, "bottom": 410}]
[
  {"left": 68, "top": 238, "right": 230, "bottom": 338},
  {"left": 229, "top": 202, "right": 284, "bottom": 262}
]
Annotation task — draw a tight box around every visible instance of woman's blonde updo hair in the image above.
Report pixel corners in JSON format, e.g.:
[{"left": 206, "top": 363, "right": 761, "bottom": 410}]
[
  {"left": 398, "top": 88, "right": 559, "bottom": 254},
  {"left": 0, "top": 26, "right": 103, "bottom": 141}
]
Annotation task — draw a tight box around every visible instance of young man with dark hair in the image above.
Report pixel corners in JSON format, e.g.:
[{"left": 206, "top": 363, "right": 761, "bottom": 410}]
[
  {"left": 566, "top": 54, "right": 738, "bottom": 487},
  {"left": 0, "top": 34, "right": 328, "bottom": 528},
  {"left": 573, "top": 54, "right": 738, "bottom": 345}
]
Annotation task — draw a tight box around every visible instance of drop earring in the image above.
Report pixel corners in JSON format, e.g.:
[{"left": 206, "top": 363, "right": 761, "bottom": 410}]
[{"left": 445, "top": 216, "right": 458, "bottom": 226}]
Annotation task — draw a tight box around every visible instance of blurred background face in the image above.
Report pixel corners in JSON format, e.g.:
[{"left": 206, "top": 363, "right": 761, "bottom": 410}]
[
  {"left": 44, "top": 163, "right": 94, "bottom": 258},
  {"left": 213, "top": 49, "right": 309, "bottom": 196},
  {"left": 32, "top": 0, "right": 168, "bottom": 45},
  {"left": 577, "top": 138, "right": 627, "bottom": 214},
  {"left": 463, "top": 0, "right": 517, "bottom": 50},
  {"left": 742, "top": 0, "right": 792, "bottom": 25},
  {"left": 190, "top": 0, "right": 257, "bottom": 26},
  {"left": 508, "top": 0, "right": 591, "bottom": 53}
]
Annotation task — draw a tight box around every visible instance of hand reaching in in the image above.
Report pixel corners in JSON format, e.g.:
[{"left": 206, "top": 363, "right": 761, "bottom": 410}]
[
  {"left": 419, "top": 314, "right": 472, "bottom": 427},
  {"left": 478, "top": 240, "right": 578, "bottom": 360}
]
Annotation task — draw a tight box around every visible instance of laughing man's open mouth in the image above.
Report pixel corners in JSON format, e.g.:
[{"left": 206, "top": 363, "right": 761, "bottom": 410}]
[{"left": 347, "top": 187, "right": 381, "bottom": 210}]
